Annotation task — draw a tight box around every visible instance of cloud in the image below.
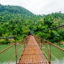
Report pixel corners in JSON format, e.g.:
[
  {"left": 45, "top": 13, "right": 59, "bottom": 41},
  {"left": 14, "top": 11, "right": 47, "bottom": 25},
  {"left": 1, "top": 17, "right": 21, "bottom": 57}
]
[{"left": 0, "top": 0, "right": 64, "bottom": 14}]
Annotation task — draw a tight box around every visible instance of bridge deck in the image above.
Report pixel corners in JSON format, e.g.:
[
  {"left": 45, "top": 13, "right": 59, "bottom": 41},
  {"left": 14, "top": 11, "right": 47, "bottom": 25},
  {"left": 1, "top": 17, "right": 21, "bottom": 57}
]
[{"left": 19, "top": 36, "right": 49, "bottom": 64}]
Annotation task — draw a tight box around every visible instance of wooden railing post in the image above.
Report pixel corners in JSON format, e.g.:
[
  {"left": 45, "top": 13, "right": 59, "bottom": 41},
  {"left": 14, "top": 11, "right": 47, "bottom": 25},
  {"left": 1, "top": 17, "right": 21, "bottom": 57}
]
[{"left": 14, "top": 37, "right": 18, "bottom": 64}]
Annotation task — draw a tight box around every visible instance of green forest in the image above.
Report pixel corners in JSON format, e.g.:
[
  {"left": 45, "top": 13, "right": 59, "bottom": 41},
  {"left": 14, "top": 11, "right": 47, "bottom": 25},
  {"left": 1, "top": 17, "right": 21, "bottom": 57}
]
[{"left": 0, "top": 4, "right": 64, "bottom": 44}]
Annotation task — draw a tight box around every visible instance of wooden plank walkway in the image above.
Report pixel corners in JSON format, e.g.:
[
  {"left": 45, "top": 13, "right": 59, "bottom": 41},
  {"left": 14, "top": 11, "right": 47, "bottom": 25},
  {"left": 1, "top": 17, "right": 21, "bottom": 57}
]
[{"left": 19, "top": 35, "right": 49, "bottom": 64}]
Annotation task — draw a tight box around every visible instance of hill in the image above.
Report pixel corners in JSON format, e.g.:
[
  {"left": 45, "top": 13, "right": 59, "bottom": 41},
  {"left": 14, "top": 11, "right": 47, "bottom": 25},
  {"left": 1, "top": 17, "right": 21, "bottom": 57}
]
[
  {"left": 0, "top": 4, "right": 35, "bottom": 22},
  {"left": 0, "top": 4, "right": 64, "bottom": 43},
  {"left": 0, "top": 4, "right": 34, "bottom": 16}
]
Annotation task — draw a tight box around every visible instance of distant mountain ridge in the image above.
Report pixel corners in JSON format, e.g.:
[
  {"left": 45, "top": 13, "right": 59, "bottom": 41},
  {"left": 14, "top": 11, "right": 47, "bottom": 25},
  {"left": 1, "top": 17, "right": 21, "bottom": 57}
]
[{"left": 0, "top": 4, "right": 34, "bottom": 16}]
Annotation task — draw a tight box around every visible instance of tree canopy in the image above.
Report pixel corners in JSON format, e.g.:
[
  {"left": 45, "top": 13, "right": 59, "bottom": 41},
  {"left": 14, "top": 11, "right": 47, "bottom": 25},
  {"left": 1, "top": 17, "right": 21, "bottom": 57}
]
[{"left": 0, "top": 4, "right": 64, "bottom": 43}]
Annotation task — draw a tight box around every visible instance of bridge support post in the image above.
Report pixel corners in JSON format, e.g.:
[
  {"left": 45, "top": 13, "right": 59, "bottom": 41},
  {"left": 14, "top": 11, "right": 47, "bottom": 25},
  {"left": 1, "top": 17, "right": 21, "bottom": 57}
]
[
  {"left": 49, "top": 29, "right": 53, "bottom": 64},
  {"left": 15, "top": 42, "right": 17, "bottom": 64},
  {"left": 49, "top": 44, "right": 51, "bottom": 64},
  {"left": 49, "top": 61, "right": 51, "bottom": 64},
  {"left": 14, "top": 37, "right": 18, "bottom": 64}
]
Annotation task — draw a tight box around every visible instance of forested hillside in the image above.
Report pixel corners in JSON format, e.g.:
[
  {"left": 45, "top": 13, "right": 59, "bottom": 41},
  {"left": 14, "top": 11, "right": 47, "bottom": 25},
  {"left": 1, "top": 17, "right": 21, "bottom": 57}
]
[{"left": 0, "top": 4, "right": 64, "bottom": 43}]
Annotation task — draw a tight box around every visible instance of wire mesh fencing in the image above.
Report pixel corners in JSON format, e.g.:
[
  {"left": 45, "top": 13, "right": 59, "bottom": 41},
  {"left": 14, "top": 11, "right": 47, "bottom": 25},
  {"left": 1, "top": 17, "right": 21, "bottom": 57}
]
[
  {"left": 0, "top": 43, "right": 16, "bottom": 64},
  {"left": 0, "top": 43, "right": 25, "bottom": 64},
  {"left": 0, "top": 36, "right": 29, "bottom": 64},
  {"left": 0, "top": 35, "right": 64, "bottom": 64},
  {"left": 34, "top": 35, "right": 64, "bottom": 64},
  {"left": 41, "top": 40, "right": 64, "bottom": 64}
]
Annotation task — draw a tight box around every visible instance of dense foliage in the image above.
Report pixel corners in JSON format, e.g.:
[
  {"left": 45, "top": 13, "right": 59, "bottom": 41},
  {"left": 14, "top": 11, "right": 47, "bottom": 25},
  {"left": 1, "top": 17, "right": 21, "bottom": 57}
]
[{"left": 0, "top": 5, "right": 64, "bottom": 43}]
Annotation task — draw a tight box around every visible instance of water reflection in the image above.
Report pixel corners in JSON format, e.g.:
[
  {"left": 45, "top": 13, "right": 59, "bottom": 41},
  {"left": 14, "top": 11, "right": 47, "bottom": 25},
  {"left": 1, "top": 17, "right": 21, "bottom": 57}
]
[{"left": 51, "top": 58, "right": 64, "bottom": 64}]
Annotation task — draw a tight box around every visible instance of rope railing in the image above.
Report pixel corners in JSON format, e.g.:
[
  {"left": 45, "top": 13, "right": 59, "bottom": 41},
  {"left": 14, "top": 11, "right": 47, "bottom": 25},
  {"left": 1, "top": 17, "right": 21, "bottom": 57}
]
[
  {"left": 0, "top": 36, "right": 29, "bottom": 64},
  {"left": 0, "top": 44, "right": 15, "bottom": 64},
  {"left": 34, "top": 35, "right": 64, "bottom": 64},
  {"left": 0, "top": 34, "right": 64, "bottom": 64},
  {"left": 43, "top": 40, "right": 64, "bottom": 64},
  {"left": 45, "top": 40, "right": 64, "bottom": 52},
  {"left": 0, "top": 43, "right": 24, "bottom": 64},
  {"left": 0, "top": 43, "right": 15, "bottom": 54}
]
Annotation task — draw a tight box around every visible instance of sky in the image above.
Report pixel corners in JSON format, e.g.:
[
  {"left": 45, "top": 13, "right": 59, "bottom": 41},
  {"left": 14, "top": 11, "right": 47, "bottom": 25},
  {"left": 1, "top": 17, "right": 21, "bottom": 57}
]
[{"left": 0, "top": 0, "right": 64, "bottom": 15}]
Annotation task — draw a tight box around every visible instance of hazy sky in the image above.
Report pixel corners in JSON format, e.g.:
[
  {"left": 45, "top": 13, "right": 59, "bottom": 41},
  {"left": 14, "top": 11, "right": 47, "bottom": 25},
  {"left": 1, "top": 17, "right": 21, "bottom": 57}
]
[{"left": 0, "top": 0, "right": 64, "bottom": 15}]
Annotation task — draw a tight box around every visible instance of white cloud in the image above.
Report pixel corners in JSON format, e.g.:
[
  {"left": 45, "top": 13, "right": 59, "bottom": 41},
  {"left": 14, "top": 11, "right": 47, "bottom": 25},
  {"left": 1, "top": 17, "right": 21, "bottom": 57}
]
[{"left": 0, "top": 0, "right": 64, "bottom": 14}]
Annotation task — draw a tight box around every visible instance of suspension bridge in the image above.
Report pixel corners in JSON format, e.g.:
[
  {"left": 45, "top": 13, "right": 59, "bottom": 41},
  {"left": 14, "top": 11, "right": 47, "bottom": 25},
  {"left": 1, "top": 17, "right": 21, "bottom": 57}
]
[
  {"left": 0, "top": 24, "right": 64, "bottom": 64},
  {"left": 0, "top": 35, "right": 64, "bottom": 64},
  {"left": 19, "top": 35, "right": 49, "bottom": 64}
]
